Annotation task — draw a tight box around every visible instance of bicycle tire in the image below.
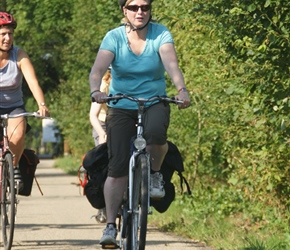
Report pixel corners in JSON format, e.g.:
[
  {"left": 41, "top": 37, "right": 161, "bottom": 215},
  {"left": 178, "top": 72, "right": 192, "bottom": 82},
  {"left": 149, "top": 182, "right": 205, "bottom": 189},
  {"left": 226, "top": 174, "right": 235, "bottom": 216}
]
[
  {"left": 130, "top": 153, "right": 149, "bottom": 250},
  {"left": 1, "top": 152, "right": 16, "bottom": 250},
  {"left": 137, "top": 154, "right": 149, "bottom": 250},
  {"left": 130, "top": 158, "right": 141, "bottom": 250}
]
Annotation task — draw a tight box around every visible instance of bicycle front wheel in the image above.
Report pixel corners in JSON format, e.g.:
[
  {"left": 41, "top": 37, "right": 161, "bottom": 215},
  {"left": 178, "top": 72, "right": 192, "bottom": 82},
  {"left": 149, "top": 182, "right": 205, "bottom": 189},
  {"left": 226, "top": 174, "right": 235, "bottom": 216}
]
[
  {"left": 131, "top": 153, "right": 149, "bottom": 250},
  {"left": 1, "top": 153, "right": 16, "bottom": 250}
]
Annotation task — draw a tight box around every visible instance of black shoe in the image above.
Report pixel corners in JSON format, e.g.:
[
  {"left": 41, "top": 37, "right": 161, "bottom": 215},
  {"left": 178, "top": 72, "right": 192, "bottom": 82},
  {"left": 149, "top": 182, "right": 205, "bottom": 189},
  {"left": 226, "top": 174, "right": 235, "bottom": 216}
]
[{"left": 14, "top": 167, "right": 24, "bottom": 193}]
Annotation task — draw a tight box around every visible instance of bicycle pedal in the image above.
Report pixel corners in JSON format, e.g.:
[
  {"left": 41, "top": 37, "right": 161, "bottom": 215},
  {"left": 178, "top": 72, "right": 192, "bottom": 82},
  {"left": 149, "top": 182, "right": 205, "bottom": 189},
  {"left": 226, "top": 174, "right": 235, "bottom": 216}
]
[{"left": 101, "top": 243, "right": 120, "bottom": 249}]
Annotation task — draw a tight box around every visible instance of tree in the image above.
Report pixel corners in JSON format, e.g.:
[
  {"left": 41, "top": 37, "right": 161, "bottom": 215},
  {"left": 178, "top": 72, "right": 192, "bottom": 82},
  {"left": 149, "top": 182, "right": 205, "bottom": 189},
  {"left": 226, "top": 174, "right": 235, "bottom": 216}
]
[
  {"left": 50, "top": 0, "right": 120, "bottom": 155},
  {"left": 209, "top": 0, "right": 290, "bottom": 206}
]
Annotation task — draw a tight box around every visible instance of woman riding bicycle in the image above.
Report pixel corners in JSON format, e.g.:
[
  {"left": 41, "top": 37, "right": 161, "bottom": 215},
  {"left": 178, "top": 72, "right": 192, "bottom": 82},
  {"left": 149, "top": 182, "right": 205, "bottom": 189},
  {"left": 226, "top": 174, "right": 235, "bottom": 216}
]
[
  {"left": 89, "top": 0, "right": 190, "bottom": 246},
  {"left": 0, "top": 12, "right": 50, "bottom": 190}
]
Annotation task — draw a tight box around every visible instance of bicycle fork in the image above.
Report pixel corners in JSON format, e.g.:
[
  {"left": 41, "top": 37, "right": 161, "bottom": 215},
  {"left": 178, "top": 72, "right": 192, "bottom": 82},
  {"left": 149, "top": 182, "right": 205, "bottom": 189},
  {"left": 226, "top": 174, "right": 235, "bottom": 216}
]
[{"left": 128, "top": 152, "right": 151, "bottom": 214}]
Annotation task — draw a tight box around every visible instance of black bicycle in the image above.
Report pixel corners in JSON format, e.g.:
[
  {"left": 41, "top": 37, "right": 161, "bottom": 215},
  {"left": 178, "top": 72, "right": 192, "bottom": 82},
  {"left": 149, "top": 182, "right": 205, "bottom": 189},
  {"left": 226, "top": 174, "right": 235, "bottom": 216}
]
[
  {"left": 101, "top": 95, "right": 182, "bottom": 250},
  {"left": 0, "top": 112, "right": 51, "bottom": 250}
]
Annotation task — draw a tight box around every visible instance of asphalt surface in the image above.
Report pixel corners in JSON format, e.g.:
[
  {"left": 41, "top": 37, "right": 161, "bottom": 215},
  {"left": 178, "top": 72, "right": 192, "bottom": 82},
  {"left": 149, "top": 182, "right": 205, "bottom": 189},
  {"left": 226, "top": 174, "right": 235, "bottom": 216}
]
[{"left": 7, "top": 159, "right": 213, "bottom": 250}]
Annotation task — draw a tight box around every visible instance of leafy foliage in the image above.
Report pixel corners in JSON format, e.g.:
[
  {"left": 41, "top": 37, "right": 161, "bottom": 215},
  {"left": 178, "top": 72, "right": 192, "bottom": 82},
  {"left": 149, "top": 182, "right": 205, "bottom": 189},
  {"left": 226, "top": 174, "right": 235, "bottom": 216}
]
[
  {"left": 50, "top": 0, "right": 121, "bottom": 155},
  {"left": 153, "top": 0, "right": 290, "bottom": 246},
  {"left": 205, "top": 0, "right": 290, "bottom": 207}
]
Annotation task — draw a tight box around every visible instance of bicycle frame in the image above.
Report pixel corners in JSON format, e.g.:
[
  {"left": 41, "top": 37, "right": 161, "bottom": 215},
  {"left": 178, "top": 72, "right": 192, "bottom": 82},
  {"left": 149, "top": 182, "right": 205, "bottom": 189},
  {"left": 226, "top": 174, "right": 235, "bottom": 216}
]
[
  {"left": 1, "top": 112, "right": 51, "bottom": 164},
  {"left": 0, "top": 114, "right": 14, "bottom": 156},
  {"left": 0, "top": 112, "right": 52, "bottom": 250},
  {"left": 101, "top": 95, "right": 181, "bottom": 250},
  {"left": 128, "top": 99, "right": 150, "bottom": 214}
]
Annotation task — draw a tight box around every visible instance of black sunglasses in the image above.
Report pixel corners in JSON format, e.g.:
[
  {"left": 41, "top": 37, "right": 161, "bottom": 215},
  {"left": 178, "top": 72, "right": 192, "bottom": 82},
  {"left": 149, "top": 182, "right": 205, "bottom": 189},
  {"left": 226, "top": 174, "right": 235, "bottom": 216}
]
[{"left": 125, "top": 5, "right": 151, "bottom": 12}]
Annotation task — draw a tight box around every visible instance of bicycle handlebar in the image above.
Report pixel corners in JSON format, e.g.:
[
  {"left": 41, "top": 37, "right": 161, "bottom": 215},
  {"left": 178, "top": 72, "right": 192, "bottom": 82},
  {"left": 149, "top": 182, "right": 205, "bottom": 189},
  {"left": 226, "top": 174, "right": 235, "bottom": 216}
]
[
  {"left": 103, "top": 94, "right": 184, "bottom": 105},
  {"left": 0, "top": 112, "right": 53, "bottom": 120}
]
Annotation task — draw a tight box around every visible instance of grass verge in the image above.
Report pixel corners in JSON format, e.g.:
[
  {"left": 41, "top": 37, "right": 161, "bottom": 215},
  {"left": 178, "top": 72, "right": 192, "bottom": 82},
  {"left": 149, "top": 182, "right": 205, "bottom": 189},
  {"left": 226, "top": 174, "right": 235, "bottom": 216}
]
[
  {"left": 54, "top": 155, "right": 81, "bottom": 175},
  {"left": 149, "top": 194, "right": 290, "bottom": 250},
  {"left": 54, "top": 156, "right": 290, "bottom": 250}
]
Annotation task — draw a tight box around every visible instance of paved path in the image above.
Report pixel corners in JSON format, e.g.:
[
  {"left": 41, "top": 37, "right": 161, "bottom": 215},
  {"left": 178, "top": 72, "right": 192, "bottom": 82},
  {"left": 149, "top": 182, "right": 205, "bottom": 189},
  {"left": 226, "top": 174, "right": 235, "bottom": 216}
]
[{"left": 9, "top": 159, "right": 213, "bottom": 250}]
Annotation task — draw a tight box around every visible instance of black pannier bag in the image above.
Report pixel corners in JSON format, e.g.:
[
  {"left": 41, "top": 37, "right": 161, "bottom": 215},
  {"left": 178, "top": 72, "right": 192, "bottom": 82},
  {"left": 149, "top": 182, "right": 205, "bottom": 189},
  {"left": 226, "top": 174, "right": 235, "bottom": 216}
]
[
  {"left": 83, "top": 143, "right": 108, "bottom": 209},
  {"left": 150, "top": 141, "right": 191, "bottom": 213},
  {"left": 82, "top": 141, "right": 191, "bottom": 212},
  {"left": 18, "top": 149, "right": 40, "bottom": 196}
]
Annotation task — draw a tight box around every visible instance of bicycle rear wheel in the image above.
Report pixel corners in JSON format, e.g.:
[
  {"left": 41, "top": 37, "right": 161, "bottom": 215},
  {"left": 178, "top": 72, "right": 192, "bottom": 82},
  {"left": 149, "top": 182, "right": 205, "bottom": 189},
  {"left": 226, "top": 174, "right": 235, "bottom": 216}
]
[
  {"left": 131, "top": 153, "right": 149, "bottom": 250},
  {"left": 1, "top": 153, "right": 16, "bottom": 250}
]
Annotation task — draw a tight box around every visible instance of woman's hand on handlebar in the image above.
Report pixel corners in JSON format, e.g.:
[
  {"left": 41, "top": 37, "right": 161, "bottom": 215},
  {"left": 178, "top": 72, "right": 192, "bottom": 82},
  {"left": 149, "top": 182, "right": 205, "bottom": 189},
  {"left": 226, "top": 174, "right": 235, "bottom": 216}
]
[
  {"left": 92, "top": 91, "right": 107, "bottom": 103},
  {"left": 175, "top": 91, "right": 190, "bottom": 109},
  {"left": 37, "top": 105, "right": 50, "bottom": 117}
]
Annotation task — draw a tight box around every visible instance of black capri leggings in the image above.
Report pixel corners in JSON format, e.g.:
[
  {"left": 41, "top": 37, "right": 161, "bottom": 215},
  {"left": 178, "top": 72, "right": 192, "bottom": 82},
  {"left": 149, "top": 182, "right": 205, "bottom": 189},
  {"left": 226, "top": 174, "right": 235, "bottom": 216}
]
[{"left": 106, "top": 102, "right": 170, "bottom": 178}]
